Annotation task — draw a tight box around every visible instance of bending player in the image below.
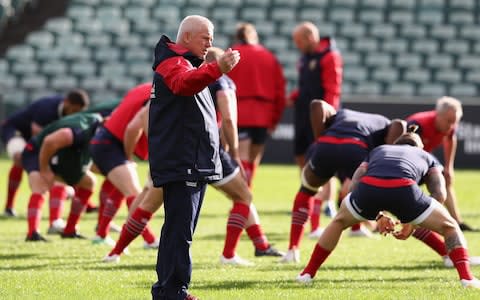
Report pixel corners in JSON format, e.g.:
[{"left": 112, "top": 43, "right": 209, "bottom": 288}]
[
  {"left": 297, "top": 130, "right": 480, "bottom": 288},
  {"left": 89, "top": 83, "right": 157, "bottom": 248},
  {"left": 22, "top": 112, "right": 102, "bottom": 241},
  {"left": 1, "top": 90, "right": 89, "bottom": 217},
  {"left": 281, "top": 100, "right": 405, "bottom": 263}
]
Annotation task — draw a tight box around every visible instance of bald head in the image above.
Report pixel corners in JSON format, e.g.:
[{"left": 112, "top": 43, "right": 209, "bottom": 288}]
[
  {"left": 176, "top": 15, "right": 214, "bottom": 59},
  {"left": 292, "top": 22, "right": 320, "bottom": 54}
]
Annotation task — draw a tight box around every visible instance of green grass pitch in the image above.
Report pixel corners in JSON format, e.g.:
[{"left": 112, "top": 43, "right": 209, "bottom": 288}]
[{"left": 0, "top": 156, "right": 480, "bottom": 299}]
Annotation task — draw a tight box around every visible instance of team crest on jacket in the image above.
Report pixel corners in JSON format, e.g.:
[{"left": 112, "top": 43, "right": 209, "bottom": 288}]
[{"left": 309, "top": 59, "right": 317, "bottom": 70}]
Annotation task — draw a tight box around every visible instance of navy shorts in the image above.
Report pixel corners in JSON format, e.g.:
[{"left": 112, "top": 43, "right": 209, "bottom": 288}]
[
  {"left": 211, "top": 147, "right": 239, "bottom": 187},
  {"left": 89, "top": 127, "right": 128, "bottom": 175},
  {"left": 308, "top": 142, "right": 368, "bottom": 182},
  {"left": 238, "top": 127, "right": 269, "bottom": 144},
  {"left": 21, "top": 144, "right": 39, "bottom": 174},
  {"left": 347, "top": 183, "right": 433, "bottom": 224},
  {"left": 22, "top": 144, "right": 88, "bottom": 185}
]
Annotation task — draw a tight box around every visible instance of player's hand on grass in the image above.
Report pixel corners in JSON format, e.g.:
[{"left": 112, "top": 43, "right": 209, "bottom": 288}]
[
  {"left": 376, "top": 213, "right": 397, "bottom": 236},
  {"left": 393, "top": 223, "right": 415, "bottom": 240}
]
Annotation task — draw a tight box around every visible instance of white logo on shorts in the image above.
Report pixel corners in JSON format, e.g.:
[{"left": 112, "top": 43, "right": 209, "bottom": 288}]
[{"left": 186, "top": 181, "right": 197, "bottom": 187}]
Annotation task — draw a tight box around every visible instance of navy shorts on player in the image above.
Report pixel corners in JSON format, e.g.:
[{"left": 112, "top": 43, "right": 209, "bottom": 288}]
[
  {"left": 346, "top": 181, "right": 435, "bottom": 224},
  {"left": 21, "top": 144, "right": 39, "bottom": 174},
  {"left": 22, "top": 143, "right": 88, "bottom": 185},
  {"left": 308, "top": 138, "right": 369, "bottom": 181},
  {"left": 89, "top": 127, "right": 129, "bottom": 175},
  {"left": 211, "top": 147, "right": 239, "bottom": 187},
  {"left": 238, "top": 127, "right": 269, "bottom": 144}
]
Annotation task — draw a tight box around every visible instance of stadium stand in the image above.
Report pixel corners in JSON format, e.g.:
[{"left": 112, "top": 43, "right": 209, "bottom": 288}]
[{"left": 0, "top": 0, "right": 479, "bottom": 111}]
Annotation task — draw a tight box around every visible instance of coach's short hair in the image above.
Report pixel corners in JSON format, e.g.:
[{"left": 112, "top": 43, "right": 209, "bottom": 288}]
[
  {"left": 66, "top": 89, "right": 90, "bottom": 108},
  {"left": 435, "top": 96, "right": 463, "bottom": 119}
]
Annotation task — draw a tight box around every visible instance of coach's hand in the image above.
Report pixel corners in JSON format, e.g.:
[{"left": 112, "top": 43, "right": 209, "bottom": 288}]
[{"left": 218, "top": 48, "right": 240, "bottom": 73}]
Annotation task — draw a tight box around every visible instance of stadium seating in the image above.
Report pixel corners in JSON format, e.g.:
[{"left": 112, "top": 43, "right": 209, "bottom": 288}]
[{"left": 0, "top": 0, "right": 479, "bottom": 107}]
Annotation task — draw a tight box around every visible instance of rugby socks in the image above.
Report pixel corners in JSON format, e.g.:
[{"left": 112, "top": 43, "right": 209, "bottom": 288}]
[
  {"left": 413, "top": 228, "right": 447, "bottom": 256},
  {"left": 223, "top": 202, "right": 250, "bottom": 258},
  {"left": 310, "top": 197, "right": 323, "bottom": 232},
  {"left": 27, "top": 193, "right": 45, "bottom": 236},
  {"left": 109, "top": 207, "right": 153, "bottom": 256},
  {"left": 301, "top": 243, "right": 331, "bottom": 278},
  {"left": 246, "top": 224, "right": 269, "bottom": 251},
  {"left": 63, "top": 187, "right": 93, "bottom": 234},
  {"left": 449, "top": 247, "right": 474, "bottom": 280},
  {"left": 48, "top": 185, "right": 68, "bottom": 225},
  {"left": 6, "top": 164, "right": 23, "bottom": 210},
  {"left": 289, "top": 190, "right": 314, "bottom": 249},
  {"left": 351, "top": 223, "right": 361, "bottom": 231},
  {"left": 125, "top": 195, "right": 156, "bottom": 244},
  {"left": 96, "top": 187, "right": 124, "bottom": 238},
  {"left": 98, "top": 179, "right": 115, "bottom": 224}
]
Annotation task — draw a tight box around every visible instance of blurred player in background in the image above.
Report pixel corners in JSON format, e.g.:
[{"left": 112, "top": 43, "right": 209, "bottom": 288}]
[
  {"left": 89, "top": 83, "right": 157, "bottom": 248},
  {"left": 228, "top": 22, "right": 286, "bottom": 188},
  {"left": 22, "top": 112, "right": 102, "bottom": 241},
  {"left": 407, "top": 97, "right": 474, "bottom": 232},
  {"left": 1, "top": 90, "right": 89, "bottom": 217},
  {"left": 290, "top": 22, "right": 344, "bottom": 236},
  {"left": 297, "top": 131, "right": 480, "bottom": 289}
]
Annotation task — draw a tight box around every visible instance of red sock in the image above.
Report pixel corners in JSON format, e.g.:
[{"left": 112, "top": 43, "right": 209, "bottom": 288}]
[
  {"left": 6, "top": 164, "right": 23, "bottom": 210},
  {"left": 49, "top": 185, "right": 68, "bottom": 225},
  {"left": 351, "top": 223, "right": 361, "bottom": 231},
  {"left": 27, "top": 193, "right": 45, "bottom": 236},
  {"left": 413, "top": 228, "right": 447, "bottom": 256},
  {"left": 301, "top": 243, "right": 332, "bottom": 278},
  {"left": 241, "top": 160, "right": 254, "bottom": 188},
  {"left": 98, "top": 179, "right": 115, "bottom": 224},
  {"left": 96, "top": 187, "right": 124, "bottom": 238},
  {"left": 310, "top": 197, "right": 322, "bottom": 232},
  {"left": 449, "top": 247, "right": 474, "bottom": 280},
  {"left": 289, "top": 190, "right": 314, "bottom": 249},
  {"left": 124, "top": 195, "right": 156, "bottom": 244},
  {"left": 110, "top": 207, "right": 153, "bottom": 255},
  {"left": 222, "top": 202, "right": 250, "bottom": 258},
  {"left": 63, "top": 187, "right": 93, "bottom": 234},
  {"left": 246, "top": 224, "right": 269, "bottom": 251}
]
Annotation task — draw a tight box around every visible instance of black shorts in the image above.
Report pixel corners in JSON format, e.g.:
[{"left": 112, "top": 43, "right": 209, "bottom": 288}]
[
  {"left": 89, "top": 127, "right": 128, "bottom": 175},
  {"left": 347, "top": 183, "right": 434, "bottom": 224},
  {"left": 238, "top": 127, "right": 269, "bottom": 144},
  {"left": 308, "top": 142, "right": 368, "bottom": 182}
]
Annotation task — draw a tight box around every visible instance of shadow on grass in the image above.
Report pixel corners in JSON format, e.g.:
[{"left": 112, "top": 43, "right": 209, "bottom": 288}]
[
  {"left": 255, "top": 261, "right": 446, "bottom": 272},
  {"left": 0, "top": 253, "right": 37, "bottom": 260},
  {"left": 191, "top": 275, "right": 443, "bottom": 291}
]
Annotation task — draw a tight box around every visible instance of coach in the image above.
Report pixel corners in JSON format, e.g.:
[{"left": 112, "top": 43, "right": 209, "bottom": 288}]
[{"left": 148, "top": 15, "right": 240, "bottom": 300}]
